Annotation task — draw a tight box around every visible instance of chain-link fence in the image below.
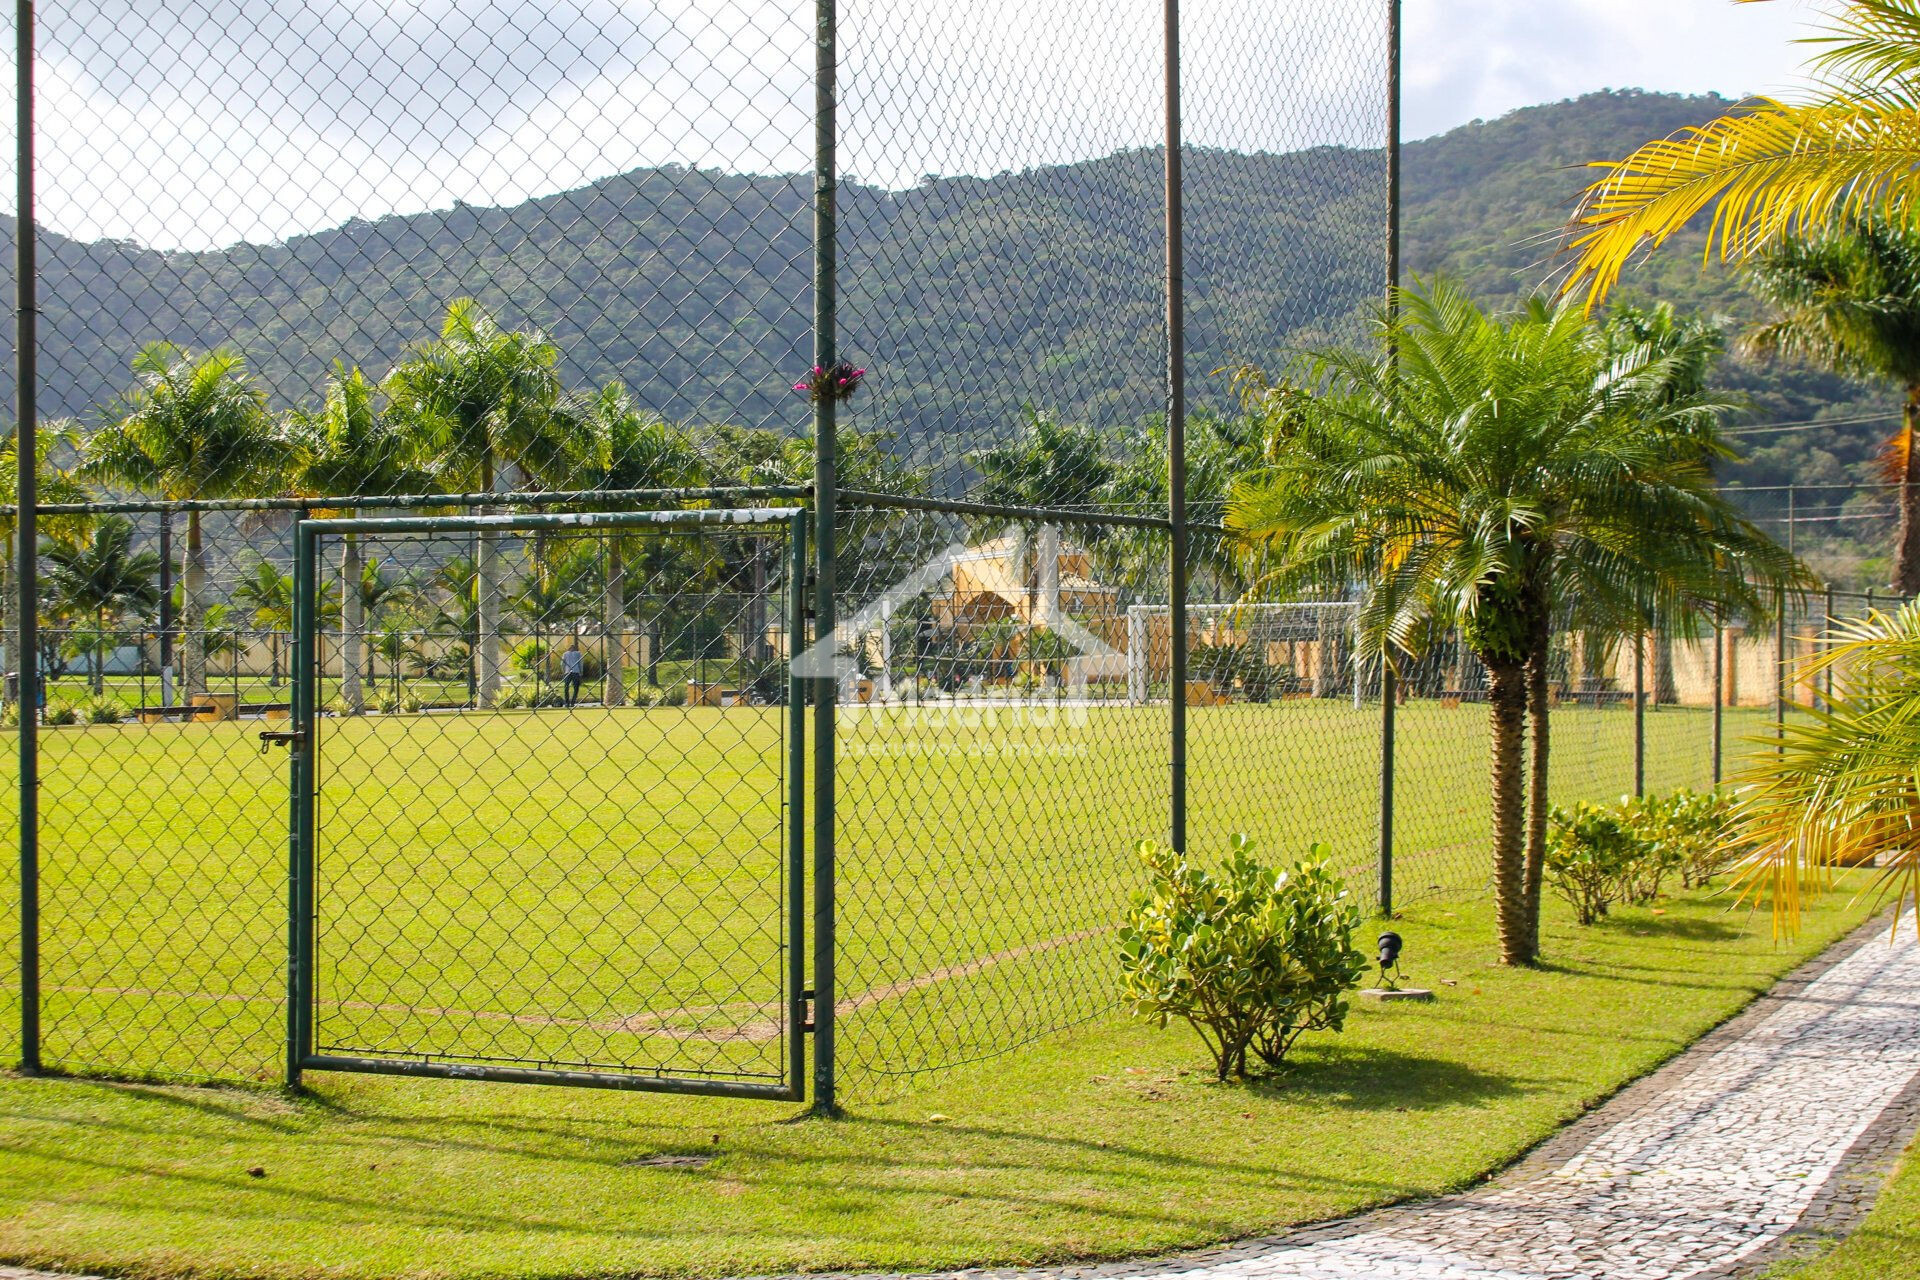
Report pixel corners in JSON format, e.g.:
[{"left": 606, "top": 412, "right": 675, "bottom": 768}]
[{"left": 5, "top": 0, "right": 1888, "bottom": 1108}]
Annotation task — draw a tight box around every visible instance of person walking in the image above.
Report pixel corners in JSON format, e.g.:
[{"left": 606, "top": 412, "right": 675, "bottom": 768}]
[{"left": 561, "top": 637, "right": 585, "bottom": 708}]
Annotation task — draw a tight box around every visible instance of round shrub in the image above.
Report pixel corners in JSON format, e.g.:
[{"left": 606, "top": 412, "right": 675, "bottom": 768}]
[
  {"left": 1545, "top": 802, "right": 1647, "bottom": 924},
  {"left": 1119, "top": 834, "right": 1367, "bottom": 1079}
]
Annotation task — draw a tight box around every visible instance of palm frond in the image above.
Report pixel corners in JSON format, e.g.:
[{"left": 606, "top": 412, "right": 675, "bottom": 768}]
[{"left": 1566, "top": 98, "right": 1920, "bottom": 306}]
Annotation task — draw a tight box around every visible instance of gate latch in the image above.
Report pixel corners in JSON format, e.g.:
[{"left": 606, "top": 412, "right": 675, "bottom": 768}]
[{"left": 259, "top": 729, "right": 305, "bottom": 754}]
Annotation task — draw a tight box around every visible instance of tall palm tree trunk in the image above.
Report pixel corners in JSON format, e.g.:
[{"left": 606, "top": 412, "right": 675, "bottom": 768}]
[
  {"left": 1523, "top": 630, "right": 1552, "bottom": 960},
  {"left": 341, "top": 530, "right": 365, "bottom": 713},
  {"left": 603, "top": 542, "right": 626, "bottom": 707},
  {"left": 475, "top": 457, "right": 502, "bottom": 707},
  {"left": 1896, "top": 387, "right": 1920, "bottom": 597},
  {"left": 1036, "top": 523, "right": 1060, "bottom": 628},
  {"left": 1486, "top": 657, "right": 1533, "bottom": 966},
  {"left": 181, "top": 511, "right": 208, "bottom": 703}
]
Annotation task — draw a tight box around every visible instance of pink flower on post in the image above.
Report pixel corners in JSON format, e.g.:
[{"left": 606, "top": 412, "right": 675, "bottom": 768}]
[{"left": 794, "top": 361, "right": 867, "bottom": 404}]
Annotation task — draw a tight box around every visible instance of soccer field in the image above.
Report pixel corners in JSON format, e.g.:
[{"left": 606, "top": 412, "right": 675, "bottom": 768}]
[{"left": 0, "top": 697, "right": 1759, "bottom": 1092}]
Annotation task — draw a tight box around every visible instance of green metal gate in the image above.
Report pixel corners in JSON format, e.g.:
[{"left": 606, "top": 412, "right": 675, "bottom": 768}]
[{"left": 281, "top": 507, "right": 809, "bottom": 1100}]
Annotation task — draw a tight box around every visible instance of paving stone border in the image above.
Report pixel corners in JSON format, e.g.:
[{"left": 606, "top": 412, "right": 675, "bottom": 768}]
[{"left": 3, "top": 916, "right": 1916, "bottom": 1280}]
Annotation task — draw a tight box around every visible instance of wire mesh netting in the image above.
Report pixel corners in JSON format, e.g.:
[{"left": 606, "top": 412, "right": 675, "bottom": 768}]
[
  {"left": 4, "top": 0, "right": 1855, "bottom": 1105},
  {"left": 301, "top": 517, "right": 799, "bottom": 1088},
  {"left": 17, "top": 512, "right": 806, "bottom": 1087},
  {"left": 1728, "top": 485, "right": 1902, "bottom": 594}
]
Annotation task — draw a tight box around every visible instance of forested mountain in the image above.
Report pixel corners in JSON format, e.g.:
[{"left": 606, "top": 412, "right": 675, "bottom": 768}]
[
  {"left": 1403, "top": 89, "right": 1889, "bottom": 499},
  {"left": 0, "top": 88, "right": 1889, "bottom": 501}
]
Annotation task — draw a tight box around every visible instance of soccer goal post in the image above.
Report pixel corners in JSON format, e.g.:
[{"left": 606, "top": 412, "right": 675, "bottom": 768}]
[{"left": 1125, "top": 601, "right": 1364, "bottom": 706}]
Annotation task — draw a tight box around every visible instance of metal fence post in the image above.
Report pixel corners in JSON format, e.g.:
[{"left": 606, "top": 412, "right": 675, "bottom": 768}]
[
  {"left": 1378, "top": 663, "right": 1394, "bottom": 916},
  {"left": 1377, "top": 0, "right": 1399, "bottom": 919},
  {"left": 1775, "top": 587, "right": 1787, "bottom": 755},
  {"left": 157, "top": 513, "right": 173, "bottom": 707},
  {"left": 1632, "top": 625, "right": 1645, "bottom": 796},
  {"left": 1824, "top": 585, "right": 1835, "bottom": 708},
  {"left": 1710, "top": 612, "right": 1723, "bottom": 788},
  {"left": 15, "top": 0, "right": 40, "bottom": 1076},
  {"left": 1164, "top": 0, "right": 1187, "bottom": 854},
  {"left": 810, "top": 0, "right": 840, "bottom": 1118},
  {"left": 286, "top": 521, "right": 315, "bottom": 1089},
  {"left": 787, "top": 510, "right": 809, "bottom": 1099}
]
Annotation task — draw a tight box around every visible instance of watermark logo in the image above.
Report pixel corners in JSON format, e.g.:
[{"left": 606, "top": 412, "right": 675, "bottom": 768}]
[{"left": 793, "top": 526, "right": 1127, "bottom": 756}]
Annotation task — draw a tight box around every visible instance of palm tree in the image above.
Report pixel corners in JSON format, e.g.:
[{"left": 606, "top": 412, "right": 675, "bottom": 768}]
[
  {"left": 1226, "top": 279, "right": 1805, "bottom": 965},
  {"left": 41, "top": 515, "right": 161, "bottom": 695},
  {"left": 354, "top": 558, "right": 415, "bottom": 688},
  {"left": 1734, "top": 600, "right": 1920, "bottom": 937},
  {"left": 0, "top": 419, "right": 94, "bottom": 699},
  {"left": 1565, "top": 0, "right": 1920, "bottom": 305},
  {"left": 428, "top": 555, "right": 481, "bottom": 702},
  {"left": 562, "top": 384, "right": 707, "bottom": 705},
  {"left": 969, "top": 408, "right": 1115, "bottom": 627},
  {"left": 1739, "top": 221, "right": 1920, "bottom": 593},
  {"left": 1101, "top": 408, "right": 1275, "bottom": 600},
  {"left": 285, "top": 364, "right": 433, "bottom": 713},
  {"left": 81, "top": 345, "right": 285, "bottom": 704},
  {"left": 384, "top": 299, "right": 577, "bottom": 706},
  {"left": 1600, "top": 303, "right": 1728, "bottom": 707},
  {"left": 233, "top": 559, "right": 295, "bottom": 688}
]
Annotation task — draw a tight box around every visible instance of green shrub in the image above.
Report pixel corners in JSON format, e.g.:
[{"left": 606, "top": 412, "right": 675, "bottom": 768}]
[
  {"left": 84, "top": 699, "right": 122, "bottom": 725},
  {"left": 1619, "top": 828, "right": 1681, "bottom": 905},
  {"left": 495, "top": 686, "right": 528, "bottom": 710},
  {"left": 402, "top": 691, "right": 425, "bottom": 713},
  {"left": 43, "top": 703, "right": 79, "bottom": 726},
  {"left": 1627, "top": 788, "right": 1742, "bottom": 889},
  {"left": 1545, "top": 802, "right": 1647, "bottom": 924},
  {"left": 0, "top": 702, "right": 20, "bottom": 728},
  {"left": 373, "top": 694, "right": 402, "bottom": 715},
  {"left": 1119, "top": 835, "right": 1367, "bottom": 1080}
]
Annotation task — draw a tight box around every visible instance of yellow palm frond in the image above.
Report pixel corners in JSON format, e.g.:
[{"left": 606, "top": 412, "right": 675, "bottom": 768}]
[
  {"left": 1565, "top": 97, "right": 1920, "bottom": 307},
  {"left": 1731, "top": 605, "right": 1920, "bottom": 939}
]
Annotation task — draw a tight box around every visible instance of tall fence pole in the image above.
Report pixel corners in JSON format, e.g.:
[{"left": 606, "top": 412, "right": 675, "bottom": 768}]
[
  {"left": 1774, "top": 595, "right": 1788, "bottom": 757},
  {"left": 1824, "top": 585, "right": 1835, "bottom": 708},
  {"left": 1710, "top": 612, "right": 1723, "bottom": 787},
  {"left": 1632, "top": 626, "right": 1645, "bottom": 796},
  {"left": 14, "top": 0, "right": 39, "bottom": 1075},
  {"left": 1377, "top": 0, "right": 1400, "bottom": 918},
  {"left": 809, "top": 0, "right": 839, "bottom": 1118},
  {"left": 1777, "top": 489, "right": 1794, "bottom": 754},
  {"left": 1164, "top": 0, "right": 1187, "bottom": 853},
  {"left": 158, "top": 515, "right": 173, "bottom": 707}
]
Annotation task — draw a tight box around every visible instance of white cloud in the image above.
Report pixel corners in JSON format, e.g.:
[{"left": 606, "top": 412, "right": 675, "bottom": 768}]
[{"left": 1405, "top": 0, "right": 1815, "bottom": 137}]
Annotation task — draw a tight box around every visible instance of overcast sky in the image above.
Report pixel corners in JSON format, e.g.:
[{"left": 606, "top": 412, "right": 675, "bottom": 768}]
[
  {"left": 1, "top": 0, "right": 1827, "bottom": 250},
  {"left": 1405, "top": 0, "right": 1811, "bottom": 135}
]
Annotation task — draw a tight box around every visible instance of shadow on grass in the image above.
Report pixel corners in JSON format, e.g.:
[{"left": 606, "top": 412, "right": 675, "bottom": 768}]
[
  {"left": 1248, "top": 1045, "right": 1538, "bottom": 1112},
  {"left": 1586, "top": 912, "right": 1747, "bottom": 943}
]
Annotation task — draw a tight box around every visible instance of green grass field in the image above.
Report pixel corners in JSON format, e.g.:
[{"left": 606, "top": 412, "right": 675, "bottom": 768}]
[
  {"left": 0, "top": 696, "right": 1762, "bottom": 1088},
  {"left": 0, "top": 886, "right": 1884, "bottom": 1280},
  {"left": 0, "top": 695, "right": 1884, "bottom": 1279}
]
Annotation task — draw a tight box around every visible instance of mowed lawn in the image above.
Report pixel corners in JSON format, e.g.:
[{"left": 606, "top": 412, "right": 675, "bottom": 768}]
[
  {"left": 0, "top": 886, "right": 1883, "bottom": 1280},
  {"left": 0, "top": 698, "right": 1869, "bottom": 1280},
  {"left": 0, "top": 698, "right": 1754, "bottom": 1085}
]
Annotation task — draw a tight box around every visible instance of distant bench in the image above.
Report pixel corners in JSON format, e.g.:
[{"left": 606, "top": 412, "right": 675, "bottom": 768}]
[{"left": 134, "top": 694, "right": 291, "bottom": 723}]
